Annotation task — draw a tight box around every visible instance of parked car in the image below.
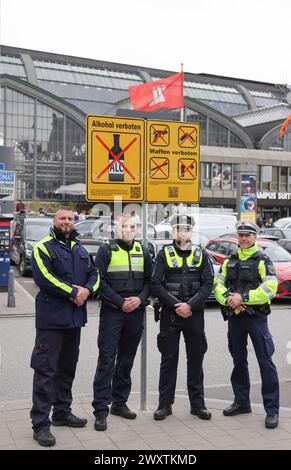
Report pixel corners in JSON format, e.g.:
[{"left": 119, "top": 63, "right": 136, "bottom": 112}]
[
  {"left": 155, "top": 212, "right": 237, "bottom": 241},
  {"left": 10, "top": 214, "right": 53, "bottom": 275},
  {"left": 206, "top": 236, "right": 291, "bottom": 299},
  {"left": 277, "top": 239, "right": 291, "bottom": 254},
  {"left": 260, "top": 227, "right": 291, "bottom": 240},
  {"left": 76, "top": 217, "right": 113, "bottom": 239},
  {"left": 273, "top": 217, "right": 291, "bottom": 228}
]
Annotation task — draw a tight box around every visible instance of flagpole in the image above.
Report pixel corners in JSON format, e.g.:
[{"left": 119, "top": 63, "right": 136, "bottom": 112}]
[{"left": 180, "top": 63, "right": 184, "bottom": 122}]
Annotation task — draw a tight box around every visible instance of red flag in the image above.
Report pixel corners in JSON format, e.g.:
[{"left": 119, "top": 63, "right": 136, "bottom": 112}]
[
  {"left": 279, "top": 114, "right": 291, "bottom": 138},
  {"left": 128, "top": 72, "right": 184, "bottom": 111}
]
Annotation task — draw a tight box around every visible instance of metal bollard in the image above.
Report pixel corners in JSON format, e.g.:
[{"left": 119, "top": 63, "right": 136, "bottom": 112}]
[{"left": 7, "top": 268, "right": 16, "bottom": 308}]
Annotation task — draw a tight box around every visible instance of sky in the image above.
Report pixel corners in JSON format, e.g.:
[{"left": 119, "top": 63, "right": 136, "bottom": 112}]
[{"left": 1, "top": 0, "right": 291, "bottom": 85}]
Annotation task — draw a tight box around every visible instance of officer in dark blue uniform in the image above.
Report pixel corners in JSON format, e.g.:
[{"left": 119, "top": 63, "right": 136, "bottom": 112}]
[
  {"left": 30, "top": 207, "right": 100, "bottom": 446},
  {"left": 214, "top": 219, "right": 279, "bottom": 429},
  {"left": 152, "top": 214, "right": 214, "bottom": 421},
  {"left": 92, "top": 214, "right": 152, "bottom": 431}
]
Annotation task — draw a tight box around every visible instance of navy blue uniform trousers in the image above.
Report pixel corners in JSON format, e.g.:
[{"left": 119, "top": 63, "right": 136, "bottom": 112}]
[
  {"left": 92, "top": 305, "right": 144, "bottom": 417},
  {"left": 227, "top": 314, "right": 279, "bottom": 413},
  {"left": 30, "top": 328, "right": 81, "bottom": 430},
  {"left": 157, "top": 310, "right": 207, "bottom": 409}
]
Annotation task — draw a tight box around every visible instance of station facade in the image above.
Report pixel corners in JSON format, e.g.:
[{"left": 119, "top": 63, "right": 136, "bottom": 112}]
[{"left": 1, "top": 45, "right": 291, "bottom": 220}]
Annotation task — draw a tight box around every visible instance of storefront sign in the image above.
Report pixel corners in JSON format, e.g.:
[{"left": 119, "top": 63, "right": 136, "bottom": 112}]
[{"left": 257, "top": 192, "right": 291, "bottom": 200}]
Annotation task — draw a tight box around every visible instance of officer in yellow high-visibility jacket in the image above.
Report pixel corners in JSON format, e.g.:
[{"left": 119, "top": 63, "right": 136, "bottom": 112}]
[
  {"left": 92, "top": 214, "right": 152, "bottom": 432},
  {"left": 213, "top": 219, "right": 279, "bottom": 429}
]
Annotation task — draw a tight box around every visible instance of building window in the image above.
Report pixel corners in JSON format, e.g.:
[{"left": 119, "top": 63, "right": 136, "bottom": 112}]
[
  {"left": 211, "top": 163, "right": 222, "bottom": 188},
  {"left": 222, "top": 164, "right": 232, "bottom": 190},
  {"left": 36, "top": 104, "right": 64, "bottom": 199},
  {"left": 209, "top": 120, "right": 228, "bottom": 147},
  {"left": 186, "top": 109, "right": 207, "bottom": 145},
  {"left": 201, "top": 162, "right": 233, "bottom": 190},
  {"left": 272, "top": 166, "right": 279, "bottom": 191},
  {"left": 230, "top": 132, "right": 245, "bottom": 148},
  {"left": 2, "top": 86, "right": 85, "bottom": 200},
  {"left": 288, "top": 168, "right": 291, "bottom": 192},
  {"left": 280, "top": 167, "right": 288, "bottom": 192},
  {"left": 202, "top": 162, "right": 211, "bottom": 188},
  {"left": 65, "top": 117, "right": 85, "bottom": 185},
  {"left": 6, "top": 88, "right": 35, "bottom": 199}
]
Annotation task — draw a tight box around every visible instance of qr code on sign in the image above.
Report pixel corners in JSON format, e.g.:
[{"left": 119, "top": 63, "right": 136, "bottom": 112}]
[
  {"left": 130, "top": 187, "right": 141, "bottom": 199},
  {"left": 168, "top": 187, "right": 178, "bottom": 198}
]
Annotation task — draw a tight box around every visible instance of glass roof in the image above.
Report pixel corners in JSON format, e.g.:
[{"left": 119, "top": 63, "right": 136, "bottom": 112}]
[
  {"left": 0, "top": 55, "right": 26, "bottom": 77},
  {"left": 35, "top": 68, "right": 139, "bottom": 89},
  {"left": 152, "top": 76, "right": 239, "bottom": 93},
  {"left": 250, "top": 90, "right": 276, "bottom": 97},
  {"left": 184, "top": 87, "right": 245, "bottom": 104},
  {"left": 33, "top": 60, "right": 141, "bottom": 80},
  {"left": 0, "top": 55, "right": 23, "bottom": 64}
]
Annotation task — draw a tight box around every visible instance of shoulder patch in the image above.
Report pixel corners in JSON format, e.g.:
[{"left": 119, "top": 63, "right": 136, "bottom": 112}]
[{"left": 265, "top": 261, "right": 276, "bottom": 275}]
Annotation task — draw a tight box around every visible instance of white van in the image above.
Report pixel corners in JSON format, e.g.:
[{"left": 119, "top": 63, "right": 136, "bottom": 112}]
[
  {"left": 155, "top": 211, "right": 237, "bottom": 245},
  {"left": 195, "top": 212, "right": 237, "bottom": 240}
]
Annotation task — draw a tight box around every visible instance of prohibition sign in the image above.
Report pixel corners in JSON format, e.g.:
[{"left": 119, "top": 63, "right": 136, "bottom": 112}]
[
  {"left": 150, "top": 124, "right": 170, "bottom": 146},
  {"left": 149, "top": 157, "right": 169, "bottom": 179},
  {"left": 178, "top": 158, "right": 197, "bottom": 180},
  {"left": 178, "top": 126, "right": 198, "bottom": 148},
  {"left": 95, "top": 134, "right": 137, "bottom": 180}
]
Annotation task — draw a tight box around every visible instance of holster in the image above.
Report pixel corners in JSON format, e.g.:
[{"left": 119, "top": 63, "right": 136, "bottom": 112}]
[{"left": 153, "top": 299, "right": 161, "bottom": 322}]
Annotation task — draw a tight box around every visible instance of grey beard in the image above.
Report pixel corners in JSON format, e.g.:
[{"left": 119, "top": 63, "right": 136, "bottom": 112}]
[{"left": 176, "top": 239, "right": 191, "bottom": 250}]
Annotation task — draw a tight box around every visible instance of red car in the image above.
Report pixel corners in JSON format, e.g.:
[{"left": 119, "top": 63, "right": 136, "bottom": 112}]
[{"left": 206, "top": 236, "right": 291, "bottom": 299}]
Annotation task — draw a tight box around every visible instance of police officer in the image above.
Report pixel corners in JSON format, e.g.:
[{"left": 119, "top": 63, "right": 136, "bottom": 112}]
[
  {"left": 152, "top": 214, "right": 214, "bottom": 421},
  {"left": 30, "top": 207, "right": 100, "bottom": 447},
  {"left": 213, "top": 219, "right": 279, "bottom": 429},
  {"left": 92, "top": 214, "right": 152, "bottom": 431}
]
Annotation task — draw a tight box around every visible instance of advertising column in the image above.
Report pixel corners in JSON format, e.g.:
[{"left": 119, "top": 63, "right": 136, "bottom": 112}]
[
  {"left": 240, "top": 174, "right": 257, "bottom": 223},
  {"left": 235, "top": 164, "right": 258, "bottom": 223}
]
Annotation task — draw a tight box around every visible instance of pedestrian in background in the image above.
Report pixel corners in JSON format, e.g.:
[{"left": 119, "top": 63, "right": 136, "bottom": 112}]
[
  {"left": 30, "top": 207, "right": 100, "bottom": 446},
  {"left": 213, "top": 219, "right": 279, "bottom": 429},
  {"left": 16, "top": 199, "right": 26, "bottom": 213},
  {"left": 92, "top": 214, "right": 152, "bottom": 431}
]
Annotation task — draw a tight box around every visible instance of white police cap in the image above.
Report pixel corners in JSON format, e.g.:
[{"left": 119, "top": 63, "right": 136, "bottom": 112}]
[
  {"left": 170, "top": 214, "right": 195, "bottom": 229},
  {"left": 236, "top": 219, "right": 259, "bottom": 235}
]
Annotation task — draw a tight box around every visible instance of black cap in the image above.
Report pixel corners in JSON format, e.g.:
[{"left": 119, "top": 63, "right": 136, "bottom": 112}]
[
  {"left": 236, "top": 219, "right": 259, "bottom": 235},
  {"left": 170, "top": 214, "right": 195, "bottom": 229}
]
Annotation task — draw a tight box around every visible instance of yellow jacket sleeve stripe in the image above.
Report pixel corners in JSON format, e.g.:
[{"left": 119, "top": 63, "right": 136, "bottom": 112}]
[
  {"left": 213, "top": 259, "right": 230, "bottom": 305},
  {"left": 244, "top": 259, "right": 278, "bottom": 305},
  {"left": 92, "top": 271, "right": 100, "bottom": 293},
  {"left": 34, "top": 244, "right": 73, "bottom": 295}
]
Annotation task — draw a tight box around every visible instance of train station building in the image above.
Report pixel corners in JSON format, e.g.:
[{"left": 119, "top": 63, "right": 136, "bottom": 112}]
[{"left": 1, "top": 45, "right": 291, "bottom": 220}]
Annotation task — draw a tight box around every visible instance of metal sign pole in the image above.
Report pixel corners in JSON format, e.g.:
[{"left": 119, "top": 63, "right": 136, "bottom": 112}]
[{"left": 140, "top": 201, "right": 148, "bottom": 410}]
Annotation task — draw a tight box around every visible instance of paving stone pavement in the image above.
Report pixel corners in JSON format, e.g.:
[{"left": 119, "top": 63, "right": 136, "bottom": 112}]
[
  {"left": 1, "top": 281, "right": 291, "bottom": 451},
  {"left": 0, "top": 394, "right": 290, "bottom": 450}
]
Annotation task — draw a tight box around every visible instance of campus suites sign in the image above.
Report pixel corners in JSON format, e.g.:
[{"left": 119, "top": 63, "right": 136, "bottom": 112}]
[{"left": 257, "top": 191, "right": 291, "bottom": 200}]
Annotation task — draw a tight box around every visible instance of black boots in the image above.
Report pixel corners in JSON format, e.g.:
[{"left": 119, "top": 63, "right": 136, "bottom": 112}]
[
  {"left": 190, "top": 407, "right": 212, "bottom": 420},
  {"left": 33, "top": 428, "right": 56, "bottom": 447},
  {"left": 94, "top": 416, "right": 107, "bottom": 431},
  {"left": 154, "top": 405, "right": 172, "bottom": 421},
  {"left": 110, "top": 404, "right": 137, "bottom": 420},
  {"left": 52, "top": 412, "right": 87, "bottom": 428},
  {"left": 223, "top": 402, "right": 252, "bottom": 416}
]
